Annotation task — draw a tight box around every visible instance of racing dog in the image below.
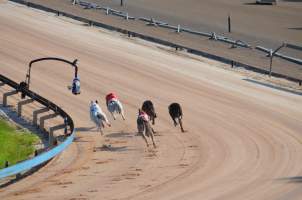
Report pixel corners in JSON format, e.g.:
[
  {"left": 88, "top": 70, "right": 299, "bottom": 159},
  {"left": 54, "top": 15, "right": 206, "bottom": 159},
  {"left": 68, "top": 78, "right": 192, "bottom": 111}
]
[
  {"left": 137, "top": 109, "right": 156, "bottom": 148},
  {"left": 142, "top": 100, "right": 157, "bottom": 125},
  {"left": 90, "top": 100, "right": 111, "bottom": 134},
  {"left": 168, "top": 102, "right": 185, "bottom": 132},
  {"left": 106, "top": 92, "right": 125, "bottom": 120}
]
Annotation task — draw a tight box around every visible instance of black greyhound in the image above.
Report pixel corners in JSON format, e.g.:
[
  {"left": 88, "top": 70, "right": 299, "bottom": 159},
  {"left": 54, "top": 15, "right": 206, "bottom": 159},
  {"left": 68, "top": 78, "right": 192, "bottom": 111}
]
[{"left": 168, "top": 103, "right": 184, "bottom": 132}]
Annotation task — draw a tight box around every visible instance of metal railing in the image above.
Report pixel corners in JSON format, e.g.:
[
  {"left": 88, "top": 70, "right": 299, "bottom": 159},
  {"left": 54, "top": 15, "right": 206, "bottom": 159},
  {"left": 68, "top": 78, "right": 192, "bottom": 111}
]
[{"left": 0, "top": 74, "right": 75, "bottom": 179}]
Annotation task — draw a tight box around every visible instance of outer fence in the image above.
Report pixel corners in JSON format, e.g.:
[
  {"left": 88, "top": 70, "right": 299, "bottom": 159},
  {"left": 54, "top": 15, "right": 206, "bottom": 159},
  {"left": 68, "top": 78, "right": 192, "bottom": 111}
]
[
  {"left": 0, "top": 74, "right": 75, "bottom": 179},
  {"left": 8, "top": 0, "right": 302, "bottom": 85}
]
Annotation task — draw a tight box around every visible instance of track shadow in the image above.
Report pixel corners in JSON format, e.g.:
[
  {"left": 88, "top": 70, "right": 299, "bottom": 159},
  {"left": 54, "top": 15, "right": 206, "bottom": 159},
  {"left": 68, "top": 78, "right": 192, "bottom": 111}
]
[
  {"left": 75, "top": 127, "right": 95, "bottom": 132},
  {"left": 244, "top": 2, "right": 258, "bottom": 5},
  {"left": 94, "top": 145, "right": 128, "bottom": 152},
  {"left": 243, "top": 2, "right": 276, "bottom": 5},
  {"left": 73, "top": 136, "right": 91, "bottom": 143},
  {"left": 283, "top": 0, "right": 302, "bottom": 2},
  {"left": 288, "top": 27, "right": 302, "bottom": 30},
  {"left": 243, "top": 79, "right": 302, "bottom": 96},
  {"left": 105, "top": 132, "right": 133, "bottom": 138},
  {"left": 277, "top": 176, "right": 302, "bottom": 183}
]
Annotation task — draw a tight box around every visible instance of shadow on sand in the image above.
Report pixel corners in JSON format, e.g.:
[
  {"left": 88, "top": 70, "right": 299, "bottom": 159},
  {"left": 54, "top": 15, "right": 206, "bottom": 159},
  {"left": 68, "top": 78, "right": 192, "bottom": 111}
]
[
  {"left": 75, "top": 127, "right": 95, "bottom": 132},
  {"left": 288, "top": 27, "right": 302, "bottom": 30},
  {"left": 94, "top": 145, "right": 128, "bottom": 152},
  {"left": 243, "top": 2, "right": 272, "bottom": 5},
  {"left": 277, "top": 176, "right": 302, "bottom": 183},
  {"left": 105, "top": 132, "right": 134, "bottom": 138},
  {"left": 243, "top": 79, "right": 302, "bottom": 96}
]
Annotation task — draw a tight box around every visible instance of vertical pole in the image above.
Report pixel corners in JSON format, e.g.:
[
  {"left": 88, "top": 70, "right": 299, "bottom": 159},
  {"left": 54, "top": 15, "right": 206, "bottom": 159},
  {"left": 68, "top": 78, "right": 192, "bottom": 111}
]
[
  {"left": 269, "top": 50, "right": 273, "bottom": 77},
  {"left": 228, "top": 15, "right": 231, "bottom": 33},
  {"left": 64, "top": 117, "right": 68, "bottom": 134},
  {"left": 125, "top": 13, "right": 129, "bottom": 20},
  {"left": 5, "top": 161, "right": 9, "bottom": 168},
  {"left": 177, "top": 25, "right": 180, "bottom": 33},
  {"left": 120, "top": 0, "right": 124, "bottom": 6}
]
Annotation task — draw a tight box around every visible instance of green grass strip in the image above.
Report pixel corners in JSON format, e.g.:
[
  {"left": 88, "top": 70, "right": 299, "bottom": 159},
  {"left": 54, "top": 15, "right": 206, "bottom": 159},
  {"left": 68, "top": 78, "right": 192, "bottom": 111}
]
[{"left": 0, "top": 119, "right": 39, "bottom": 169}]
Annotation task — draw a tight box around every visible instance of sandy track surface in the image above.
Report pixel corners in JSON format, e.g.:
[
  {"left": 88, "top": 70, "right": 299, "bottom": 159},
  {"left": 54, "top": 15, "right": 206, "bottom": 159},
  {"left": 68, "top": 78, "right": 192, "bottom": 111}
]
[{"left": 1, "top": 2, "right": 302, "bottom": 200}]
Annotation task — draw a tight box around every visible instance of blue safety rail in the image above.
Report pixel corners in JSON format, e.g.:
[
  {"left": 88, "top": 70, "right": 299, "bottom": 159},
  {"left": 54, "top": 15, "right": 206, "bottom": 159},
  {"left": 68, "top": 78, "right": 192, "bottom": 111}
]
[{"left": 0, "top": 132, "right": 74, "bottom": 179}]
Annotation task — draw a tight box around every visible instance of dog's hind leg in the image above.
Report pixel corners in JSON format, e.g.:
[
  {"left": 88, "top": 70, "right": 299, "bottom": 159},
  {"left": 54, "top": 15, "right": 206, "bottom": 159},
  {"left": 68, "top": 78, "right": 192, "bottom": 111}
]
[
  {"left": 111, "top": 112, "right": 116, "bottom": 120},
  {"left": 150, "top": 132, "right": 156, "bottom": 148},
  {"left": 151, "top": 116, "right": 155, "bottom": 125},
  {"left": 142, "top": 133, "right": 149, "bottom": 147},
  {"left": 146, "top": 122, "right": 156, "bottom": 148},
  {"left": 121, "top": 111, "right": 125, "bottom": 120},
  {"left": 117, "top": 101, "right": 125, "bottom": 120},
  {"left": 97, "top": 123, "right": 103, "bottom": 135},
  {"left": 179, "top": 118, "right": 185, "bottom": 132}
]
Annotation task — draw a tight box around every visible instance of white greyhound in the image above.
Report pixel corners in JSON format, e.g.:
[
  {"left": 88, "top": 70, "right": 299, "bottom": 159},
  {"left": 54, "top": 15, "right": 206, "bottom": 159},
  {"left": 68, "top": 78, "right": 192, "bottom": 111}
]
[
  {"left": 90, "top": 101, "right": 111, "bottom": 134},
  {"left": 107, "top": 99, "right": 125, "bottom": 120}
]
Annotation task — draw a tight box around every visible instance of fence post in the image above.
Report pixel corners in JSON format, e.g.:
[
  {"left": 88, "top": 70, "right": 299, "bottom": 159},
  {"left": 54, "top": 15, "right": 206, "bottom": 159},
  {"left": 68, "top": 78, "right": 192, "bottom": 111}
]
[
  {"left": 64, "top": 117, "right": 68, "bottom": 134},
  {"left": 177, "top": 25, "right": 181, "bottom": 33},
  {"left": 17, "top": 98, "right": 34, "bottom": 117},
  {"left": 3, "top": 90, "right": 18, "bottom": 106},
  {"left": 5, "top": 161, "right": 9, "bottom": 168},
  {"left": 125, "top": 13, "right": 129, "bottom": 20},
  {"left": 228, "top": 15, "right": 231, "bottom": 33},
  {"left": 120, "top": 0, "right": 124, "bottom": 6},
  {"left": 269, "top": 49, "right": 273, "bottom": 77}
]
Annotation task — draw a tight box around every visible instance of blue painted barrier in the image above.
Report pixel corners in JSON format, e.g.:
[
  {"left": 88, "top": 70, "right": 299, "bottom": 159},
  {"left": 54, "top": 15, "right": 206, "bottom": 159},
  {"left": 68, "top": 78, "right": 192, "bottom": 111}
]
[{"left": 0, "top": 132, "right": 74, "bottom": 179}]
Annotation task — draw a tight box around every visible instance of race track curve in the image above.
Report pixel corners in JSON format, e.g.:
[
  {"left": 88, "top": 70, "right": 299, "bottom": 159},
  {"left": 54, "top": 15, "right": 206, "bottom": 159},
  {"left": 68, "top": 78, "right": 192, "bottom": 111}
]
[{"left": 1, "top": 2, "right": 302, "bottom": 200}]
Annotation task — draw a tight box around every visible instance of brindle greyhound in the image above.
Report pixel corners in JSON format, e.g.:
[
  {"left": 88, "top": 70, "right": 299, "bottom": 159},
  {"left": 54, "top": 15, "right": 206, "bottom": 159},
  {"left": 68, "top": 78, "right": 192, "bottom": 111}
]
[
  {"left": 137, "top": 109, "right": 156, "bottom": 148},
  {"left": 142, "top": 100, "right": 157, "bottom": 125},
  {"left": 168, "top": 103, "right": 185, "bottom": 132}
]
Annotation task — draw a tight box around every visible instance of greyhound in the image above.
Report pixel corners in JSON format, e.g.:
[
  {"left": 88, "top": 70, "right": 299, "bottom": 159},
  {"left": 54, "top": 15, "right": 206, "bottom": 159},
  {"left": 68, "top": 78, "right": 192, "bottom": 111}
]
[
  {"left": 142, "top": 100, "right": 157, "bottom": 125},
  {"left": 90, "top": 100, "right": 111, "bottom": 134},
  {"left": 107, "top": 99, "right": 125, "bottom": 120},
  {"left": 168, "top": 103, "right": 185, "bottom": 132},
  {"left": 137, "top": 109, "right": 156, "bottom": 148}
]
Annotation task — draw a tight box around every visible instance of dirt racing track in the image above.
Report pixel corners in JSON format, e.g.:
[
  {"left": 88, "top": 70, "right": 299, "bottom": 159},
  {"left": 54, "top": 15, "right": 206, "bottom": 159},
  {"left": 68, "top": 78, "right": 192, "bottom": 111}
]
[{"left": 1, "top": 2, "right": 302, "bottom": 200}]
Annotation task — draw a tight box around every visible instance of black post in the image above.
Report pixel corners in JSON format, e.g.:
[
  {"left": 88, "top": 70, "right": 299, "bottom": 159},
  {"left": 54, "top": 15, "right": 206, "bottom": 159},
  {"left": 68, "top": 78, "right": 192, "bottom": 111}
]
[
  {"left": 5, "top": 161, "right": 9, "bottom": 168},
  {"left": 35, "top": 150, "right": 38, "bottom": 156},
  {"left": 64, "top": 117, "right": 68, "bottom": 134},
  {"left": 120, "top": 0, "right": 124, "bottom": 6},
  {"left": 228, "top": 15, "right": 231, "bottom": 33}
]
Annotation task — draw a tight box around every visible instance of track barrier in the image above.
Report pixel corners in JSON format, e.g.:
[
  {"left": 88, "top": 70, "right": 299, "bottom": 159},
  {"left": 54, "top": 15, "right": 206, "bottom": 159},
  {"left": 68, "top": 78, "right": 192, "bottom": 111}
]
[{"left": 0, "top": 74, "right": 75, "bottom": 180}]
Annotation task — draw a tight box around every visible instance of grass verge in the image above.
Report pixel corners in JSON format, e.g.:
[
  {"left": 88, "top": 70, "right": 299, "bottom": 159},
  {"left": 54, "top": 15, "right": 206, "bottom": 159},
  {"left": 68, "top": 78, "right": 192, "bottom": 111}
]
[{"left": 0, "top": 119, "right": 39, "bottom": 169}]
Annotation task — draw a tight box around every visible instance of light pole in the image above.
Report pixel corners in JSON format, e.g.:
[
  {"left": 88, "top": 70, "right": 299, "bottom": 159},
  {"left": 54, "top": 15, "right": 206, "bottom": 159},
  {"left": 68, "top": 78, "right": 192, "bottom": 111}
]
[{"left": 19, "top": 57, "right": 80, "bottom": 98}]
